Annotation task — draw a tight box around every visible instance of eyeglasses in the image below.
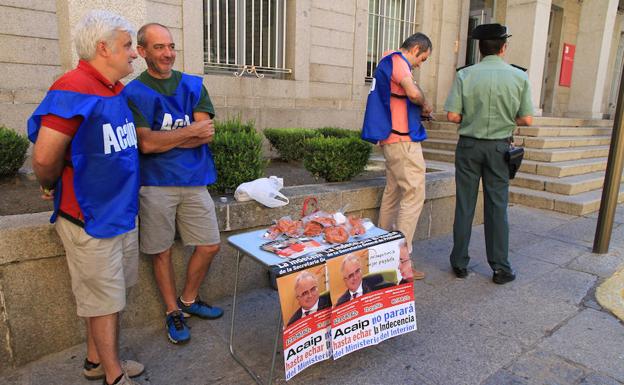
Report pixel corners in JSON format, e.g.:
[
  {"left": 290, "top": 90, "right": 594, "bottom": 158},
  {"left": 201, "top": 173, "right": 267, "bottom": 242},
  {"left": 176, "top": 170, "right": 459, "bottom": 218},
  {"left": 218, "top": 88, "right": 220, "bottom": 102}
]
[
  {"left": 296, "top": 285, "right": 318, "bottom": 298},
  {"left": 343, "top": 268, "right": 362, "bottom": 280},
  {"left": 400, "top": 258, "right": 411, "bottom": 264}
]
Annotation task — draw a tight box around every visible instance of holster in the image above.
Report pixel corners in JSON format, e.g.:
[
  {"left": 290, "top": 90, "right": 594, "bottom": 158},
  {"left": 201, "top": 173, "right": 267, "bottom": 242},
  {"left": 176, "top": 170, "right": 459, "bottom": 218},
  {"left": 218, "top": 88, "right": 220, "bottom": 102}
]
[{"left": 505, "top": 146, "right": 524, "bottom": 179}]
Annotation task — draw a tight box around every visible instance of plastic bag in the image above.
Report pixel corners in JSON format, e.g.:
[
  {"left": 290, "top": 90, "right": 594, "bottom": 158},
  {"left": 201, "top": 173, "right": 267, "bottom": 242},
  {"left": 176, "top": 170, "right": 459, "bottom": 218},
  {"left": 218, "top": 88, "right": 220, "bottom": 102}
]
[{"left": 234, "top": 176, "right": 289, "bottom": 208}]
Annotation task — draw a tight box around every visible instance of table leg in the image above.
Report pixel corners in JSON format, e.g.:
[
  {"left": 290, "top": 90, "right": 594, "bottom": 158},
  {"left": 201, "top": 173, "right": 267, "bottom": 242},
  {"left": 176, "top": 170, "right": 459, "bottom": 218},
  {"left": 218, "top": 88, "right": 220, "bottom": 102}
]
[{"left": 229, "top": 251, "right": 282, "bottom": 385}]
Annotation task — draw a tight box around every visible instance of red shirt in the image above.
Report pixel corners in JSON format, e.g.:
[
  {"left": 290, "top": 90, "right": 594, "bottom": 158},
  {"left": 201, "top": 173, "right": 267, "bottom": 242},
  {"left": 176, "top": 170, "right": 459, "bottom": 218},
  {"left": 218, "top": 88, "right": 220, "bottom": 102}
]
[
  {"left": 40, "top": 60, "right": 125, "bottom": 221},
  {"left": 379, "top": 51, "right": 413, "bottom": 145}
]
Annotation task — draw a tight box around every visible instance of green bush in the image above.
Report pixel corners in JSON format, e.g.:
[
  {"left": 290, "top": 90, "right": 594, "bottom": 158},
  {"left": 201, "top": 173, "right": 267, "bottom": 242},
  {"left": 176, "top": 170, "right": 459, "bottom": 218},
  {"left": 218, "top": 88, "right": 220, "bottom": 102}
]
[
  {"left": 264, "top": 127, "right": 318, "bottom": 162},
  {"left": 316, "top": 126, "right": 359, "bottom": 138},
  {"left": 0, "top": 126, "right": 29, "bottom": 177},
  {"left": 303, "top": 136, "right": 372, "bottom": 182},
  {"left": 210, "top": 118, "right": 266, "bottom": 193}
]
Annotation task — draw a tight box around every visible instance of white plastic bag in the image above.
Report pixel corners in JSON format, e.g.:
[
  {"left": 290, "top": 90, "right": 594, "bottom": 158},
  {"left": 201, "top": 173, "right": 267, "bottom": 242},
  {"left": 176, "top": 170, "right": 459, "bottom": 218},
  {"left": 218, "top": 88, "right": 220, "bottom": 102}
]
[{"left": 234, "top": 176, "right": 289, "bottom": 208}]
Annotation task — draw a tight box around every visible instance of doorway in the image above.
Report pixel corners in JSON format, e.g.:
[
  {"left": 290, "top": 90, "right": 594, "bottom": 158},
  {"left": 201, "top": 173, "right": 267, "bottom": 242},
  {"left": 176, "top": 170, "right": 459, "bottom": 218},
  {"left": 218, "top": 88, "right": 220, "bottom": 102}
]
[
  {"left": 540, "top": 5, "right": 563, "bottom": 116},
  {"left": 607, "top": 33, "right": 624, "bottom": 119},
  {"left": 465, "top": 0, "right": 496, "bottom": 66}
]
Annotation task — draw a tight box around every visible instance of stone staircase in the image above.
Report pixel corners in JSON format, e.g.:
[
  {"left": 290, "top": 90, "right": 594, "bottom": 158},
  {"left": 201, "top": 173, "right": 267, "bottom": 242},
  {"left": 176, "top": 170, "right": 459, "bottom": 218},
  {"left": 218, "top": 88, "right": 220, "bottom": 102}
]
[{"left": 422, "top": 117, "right": 620, "bottom": 215}]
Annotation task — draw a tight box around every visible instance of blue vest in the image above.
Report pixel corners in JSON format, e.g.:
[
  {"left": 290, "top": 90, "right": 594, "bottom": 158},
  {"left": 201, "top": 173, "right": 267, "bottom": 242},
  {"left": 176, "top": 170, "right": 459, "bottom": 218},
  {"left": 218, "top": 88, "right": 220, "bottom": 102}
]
[
  {"left": 27, "top": 90, "right": 140, "bottom": 238},
  {"left": 361, "top": 52, "right": 427, "bottom": 143},
  {"left": 123, "top": 73, "right": 217, "bottom": 186}
]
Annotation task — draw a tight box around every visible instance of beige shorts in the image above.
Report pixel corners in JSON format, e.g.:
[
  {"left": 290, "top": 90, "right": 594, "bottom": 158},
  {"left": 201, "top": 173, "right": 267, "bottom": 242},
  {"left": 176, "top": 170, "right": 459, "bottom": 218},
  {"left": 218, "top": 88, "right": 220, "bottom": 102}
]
[
  {"left": 139, "top": 186, "right": 221, "bottom": 254},
  {"left": 55, "top": 217, "right": 139, "bottom": 318}
]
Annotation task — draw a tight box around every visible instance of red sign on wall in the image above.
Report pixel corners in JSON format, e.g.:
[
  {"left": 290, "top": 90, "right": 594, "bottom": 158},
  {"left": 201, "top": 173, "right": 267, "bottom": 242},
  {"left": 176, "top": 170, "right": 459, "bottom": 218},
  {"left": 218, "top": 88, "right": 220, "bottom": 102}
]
[{"left": 559, "top": 43, "right": 575, "bottom": 87}]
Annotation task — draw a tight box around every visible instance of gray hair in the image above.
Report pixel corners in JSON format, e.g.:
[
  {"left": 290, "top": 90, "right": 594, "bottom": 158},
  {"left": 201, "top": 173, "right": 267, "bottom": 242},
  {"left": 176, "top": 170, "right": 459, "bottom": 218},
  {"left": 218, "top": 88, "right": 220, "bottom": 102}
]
[
  {"left": 74, "top": 10, "right": 135, "bottom": 60},
  {"left": 340, "top": 253, "right": 361, "bottom": 273},
  {"left": 400, "top": 32, "right": 432, "bottom": 55},
  {"left": 294, "top": 271, "right": 317, "bottom": 290}
]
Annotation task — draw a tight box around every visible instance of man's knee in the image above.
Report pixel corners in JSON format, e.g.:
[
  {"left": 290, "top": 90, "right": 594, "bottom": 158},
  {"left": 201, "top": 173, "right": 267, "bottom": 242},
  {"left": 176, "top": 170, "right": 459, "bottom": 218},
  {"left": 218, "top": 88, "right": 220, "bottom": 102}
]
[{"left": 196, "top": 243, "right": 220, "bottom": 257}]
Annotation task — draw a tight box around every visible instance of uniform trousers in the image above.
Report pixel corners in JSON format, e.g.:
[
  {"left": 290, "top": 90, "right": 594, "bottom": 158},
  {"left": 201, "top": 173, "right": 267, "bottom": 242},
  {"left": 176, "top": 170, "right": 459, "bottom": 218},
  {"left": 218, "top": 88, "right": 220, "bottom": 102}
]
[
  {"left": 450, "top": 136, "right": 512, "bottom": 273},
  {"left": 378, "top": 141, "right": 426, "bottom": 250}
]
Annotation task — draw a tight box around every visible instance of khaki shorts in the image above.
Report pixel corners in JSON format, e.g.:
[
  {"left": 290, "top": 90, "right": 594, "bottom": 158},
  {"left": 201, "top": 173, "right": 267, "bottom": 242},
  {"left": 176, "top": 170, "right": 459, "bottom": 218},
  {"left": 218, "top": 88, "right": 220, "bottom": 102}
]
[
  {"left": 139, "top": 186, "right": 221, "bottom": 254},
  {"left": 55, "top": 217, "right": 139, "bottom": 318}
]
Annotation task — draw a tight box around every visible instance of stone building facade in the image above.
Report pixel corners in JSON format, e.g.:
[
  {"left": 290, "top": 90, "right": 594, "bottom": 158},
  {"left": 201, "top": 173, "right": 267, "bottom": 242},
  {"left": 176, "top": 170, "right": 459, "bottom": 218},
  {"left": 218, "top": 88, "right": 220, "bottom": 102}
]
[{"left": 0, "top": 0, "right": 623, "bottom": 138}]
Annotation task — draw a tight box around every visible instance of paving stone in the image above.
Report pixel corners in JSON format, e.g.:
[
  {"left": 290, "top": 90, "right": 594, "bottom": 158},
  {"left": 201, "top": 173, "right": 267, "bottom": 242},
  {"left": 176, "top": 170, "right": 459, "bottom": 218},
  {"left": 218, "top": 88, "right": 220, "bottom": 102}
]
[
  {"left": 547, "top": 217, "right": 601, "bottom": 246},
  {"left": 538, "top": 309, "right": 624, "bottom": 382},
  {"left": 518, "top": 237, "right": 591, "bottom": 266},
  {"left": 523, "top": 268, "right": 597, "bottom": 306},
  {"left": 507, "top": 205, "right": 575, "bottom": 235},
  {"left": 579, "top": 372, "right": 623, "bottom": 385},
  {"left": 507, "top": 350, "right": 586, "bottom": 385},
  {"left": 567, "top": 248, "right": 624, "bottom": 278},
  {"left": 482, "top": 370, "right": 529, "bottom": 385}
]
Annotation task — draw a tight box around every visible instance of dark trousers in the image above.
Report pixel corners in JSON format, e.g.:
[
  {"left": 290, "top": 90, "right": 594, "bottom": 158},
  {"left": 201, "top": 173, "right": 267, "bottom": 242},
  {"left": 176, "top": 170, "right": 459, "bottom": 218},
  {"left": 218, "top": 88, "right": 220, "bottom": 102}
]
[{"left": 450, "top": 136, "right": 512, "bottom": 273}]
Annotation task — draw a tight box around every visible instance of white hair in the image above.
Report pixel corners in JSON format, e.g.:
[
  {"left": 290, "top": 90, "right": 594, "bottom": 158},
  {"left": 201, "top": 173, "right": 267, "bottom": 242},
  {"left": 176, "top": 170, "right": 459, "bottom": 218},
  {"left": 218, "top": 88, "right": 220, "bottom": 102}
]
[
  {"left": 73, "top": 10, "right": 135, "bottom": 60},
  {"left": 294, "top": 271, "right": 317, "bottom": 290}
]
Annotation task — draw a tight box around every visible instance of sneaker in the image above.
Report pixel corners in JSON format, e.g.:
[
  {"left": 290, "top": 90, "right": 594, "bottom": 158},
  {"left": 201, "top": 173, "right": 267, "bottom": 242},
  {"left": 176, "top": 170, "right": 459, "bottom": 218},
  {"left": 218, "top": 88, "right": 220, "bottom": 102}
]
[
  {"left": 166, "top": 310, "right": 190, "bottom": 344},
  {"left": 83, "top": 359, "right": 144, "bottom": 381},
  {"left": 177, "top": 297, "right": 224, "bottom": 319},
  {"left": 103, "top": 373, "right": 139, "bottom": 385},
  {"left": 412, "top": 268, "right": 426, "bottom": 280}
]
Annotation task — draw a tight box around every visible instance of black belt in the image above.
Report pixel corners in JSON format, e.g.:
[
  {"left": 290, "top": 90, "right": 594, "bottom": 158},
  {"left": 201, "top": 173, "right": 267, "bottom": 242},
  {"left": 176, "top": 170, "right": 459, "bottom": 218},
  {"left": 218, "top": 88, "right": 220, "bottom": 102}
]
[
  {"left": 58, "top": 209, "right": 85, "bottom": 228},
  {"left": 391, "top": 93, "right": 407, "bottom": 99},
  {"left": 460, "top": 135, "right": 512, "bottom": 143}
]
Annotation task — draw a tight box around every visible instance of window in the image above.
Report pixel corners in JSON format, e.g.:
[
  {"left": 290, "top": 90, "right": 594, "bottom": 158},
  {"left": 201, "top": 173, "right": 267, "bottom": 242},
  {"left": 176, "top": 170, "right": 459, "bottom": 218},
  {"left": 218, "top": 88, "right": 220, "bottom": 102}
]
[
  {"left": 366, "top": 0, "right": 418, "bottom": 80},
  {"left": 204, "top": 0, "right": 291, "bottom": 77}
]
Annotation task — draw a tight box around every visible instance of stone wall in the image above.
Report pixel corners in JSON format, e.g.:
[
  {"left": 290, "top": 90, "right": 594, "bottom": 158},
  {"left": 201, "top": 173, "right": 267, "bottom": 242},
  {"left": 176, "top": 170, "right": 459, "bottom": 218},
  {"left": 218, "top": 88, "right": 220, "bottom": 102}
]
[
  {"left": 0, "top": 170, "right": 483, "bottom": 372},
  {"left": 0, "top": 1, "right": 61, "bottom": 136}
]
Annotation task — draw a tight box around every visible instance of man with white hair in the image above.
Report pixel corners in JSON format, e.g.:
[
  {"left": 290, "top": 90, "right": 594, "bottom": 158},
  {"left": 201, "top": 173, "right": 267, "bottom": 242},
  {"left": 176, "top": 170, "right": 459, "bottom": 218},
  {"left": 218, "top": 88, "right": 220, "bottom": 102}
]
[
  {"left": 28, "top": 10, "right": 144, "bottom": 385},
  {"left": 287, "top": 271, "right": 331, "bottom": 326}
]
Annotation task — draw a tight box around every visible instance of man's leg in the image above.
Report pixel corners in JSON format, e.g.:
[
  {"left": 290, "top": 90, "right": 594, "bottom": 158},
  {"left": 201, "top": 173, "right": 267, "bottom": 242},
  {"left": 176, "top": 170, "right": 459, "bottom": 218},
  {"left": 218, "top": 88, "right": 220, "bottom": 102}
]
[
  {"left": 176, "top": 187, "right": 223, "bottom": 319},
  {"left": 378, "top": 143, "right": 401, "bottom": 231},
  {"left": 450, "top": 137, "right": 482, "bottom": 269},
  {"left": 482, "top": 141, "right": 511, "bottom": 273},
  {"left": 180, "top": 243, "right": 220, "bottom": 302},
  {"left": 393, "top": 141, "right": 426, "bottom": 248},
  {"left": 89, "top": 314, "right": 122, "bottom": 385},
  {"left": 85, "top": 320, "right": 100, "bottom": 364},
  {"left": 153, "top": 248, "right": 179, "bottom": 313}
]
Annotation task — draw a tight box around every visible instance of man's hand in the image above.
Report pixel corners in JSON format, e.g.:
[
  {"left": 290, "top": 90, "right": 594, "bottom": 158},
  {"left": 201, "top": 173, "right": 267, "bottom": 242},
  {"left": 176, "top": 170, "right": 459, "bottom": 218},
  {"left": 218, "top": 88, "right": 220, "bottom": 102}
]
[
  {"left": 421, "top": 101, "right": 433, "bottom": 116},
  {"left": 187, "top": 118, "right": 214, "bottom": 143},
  {"left": 40, "top": 186, "right": 55, "bottom": 201}
]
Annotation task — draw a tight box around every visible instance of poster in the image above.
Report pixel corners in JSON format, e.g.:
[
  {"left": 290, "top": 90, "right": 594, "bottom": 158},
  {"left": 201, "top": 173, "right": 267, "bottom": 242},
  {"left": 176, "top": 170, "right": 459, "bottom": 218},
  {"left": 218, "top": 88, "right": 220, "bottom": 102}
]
[{"left": 274, "top": 231, "right": 417, "bottom": 380}]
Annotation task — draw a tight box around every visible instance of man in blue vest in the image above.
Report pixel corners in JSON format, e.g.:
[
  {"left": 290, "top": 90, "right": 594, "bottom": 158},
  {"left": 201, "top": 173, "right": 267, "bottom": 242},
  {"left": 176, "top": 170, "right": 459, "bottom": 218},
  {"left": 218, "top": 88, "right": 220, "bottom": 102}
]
[
  {"left": 28, "top": 10, "right": 144, "bottom": 385},
  {"left": 362, "top": 33, "right": 433, "bottom": 279},
  {"left": 124, "top": 23, "right": 222, "bottom": 344}
]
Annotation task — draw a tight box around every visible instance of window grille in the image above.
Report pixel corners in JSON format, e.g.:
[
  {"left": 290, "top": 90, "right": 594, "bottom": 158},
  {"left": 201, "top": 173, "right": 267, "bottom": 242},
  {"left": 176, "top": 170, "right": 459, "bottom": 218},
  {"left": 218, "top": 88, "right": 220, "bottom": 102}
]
[
  {"left": 366, "top": 0, "right": 418, "bottom": 80},
  {"left": 204, "top": 0, "right": 291, "bottom": 77}
]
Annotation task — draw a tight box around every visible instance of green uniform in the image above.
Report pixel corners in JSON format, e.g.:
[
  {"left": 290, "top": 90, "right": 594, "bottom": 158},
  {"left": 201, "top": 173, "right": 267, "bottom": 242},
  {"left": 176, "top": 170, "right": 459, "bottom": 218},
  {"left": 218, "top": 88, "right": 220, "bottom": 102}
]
[{"left": 444, "top": 55, "right": 533, "bottom": 273}]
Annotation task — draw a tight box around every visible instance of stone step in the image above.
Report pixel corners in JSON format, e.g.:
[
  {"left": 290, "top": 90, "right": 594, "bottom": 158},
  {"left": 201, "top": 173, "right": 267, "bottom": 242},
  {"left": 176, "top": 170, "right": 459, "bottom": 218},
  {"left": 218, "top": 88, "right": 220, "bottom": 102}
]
[
  {"left": 511, "top": 171, "right": 606, "bottom": 195},
  {"left": 424, "top": 121, "right": 457, "bottom": 131},
  {"left": 516, "top": 125, "right": 612, "bottom": 137},
  {"left": 519, "top": 135, "right": 611, "bottom": 149},
  {"left": 427, "top": 130, "right": 459, "bottom": 141},
  {"left": 520, "top": 157, "right": 608, "bottom": 177},
  {"left": 509, "top": 184, "right": 624, "bottom": 216},
  {"left": 524, "top": 145, "right": 610, "bottom": 162},
  {"left": 423, "top": 148, "right": 455, "bottom": 163},
  {"left": 422, "top": 139, "right": 457, "bottom": 152},
  {"left": 532, "top": 117, "right": 613, "bottom": 127}
]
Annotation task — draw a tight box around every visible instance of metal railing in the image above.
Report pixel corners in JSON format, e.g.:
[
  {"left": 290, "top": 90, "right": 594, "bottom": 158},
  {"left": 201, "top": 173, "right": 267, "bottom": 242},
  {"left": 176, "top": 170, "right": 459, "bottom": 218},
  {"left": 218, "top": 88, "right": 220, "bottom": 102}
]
[
  {"left": 204, "top": 0, "right": 291, "bottom": 77},
  {"left": 366, "top": 0, "right": 418, "bottom": 80}
]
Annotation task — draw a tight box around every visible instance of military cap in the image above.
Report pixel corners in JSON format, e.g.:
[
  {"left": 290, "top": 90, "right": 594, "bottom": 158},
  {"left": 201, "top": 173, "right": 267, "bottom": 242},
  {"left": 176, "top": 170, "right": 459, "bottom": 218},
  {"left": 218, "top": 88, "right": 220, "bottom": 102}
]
[{"left": 470, "top": 23, "right": 512, "bottom": 40}]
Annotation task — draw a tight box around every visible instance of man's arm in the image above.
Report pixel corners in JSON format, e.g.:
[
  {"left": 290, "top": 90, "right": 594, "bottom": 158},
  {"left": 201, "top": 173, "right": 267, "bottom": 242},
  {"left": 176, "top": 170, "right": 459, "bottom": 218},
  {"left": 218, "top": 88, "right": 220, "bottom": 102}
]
[
  {"left": 136, "top": 116, "right": 214, "bottom": 154},
  {"left": 177, "top": 111, "right": 214, "bottom": 148},
  {"left": 32, "top": 126, "right": 72, "bottom": 189},
  {"left": 399, "top": 77, "right": 433, "bottom": 115}
]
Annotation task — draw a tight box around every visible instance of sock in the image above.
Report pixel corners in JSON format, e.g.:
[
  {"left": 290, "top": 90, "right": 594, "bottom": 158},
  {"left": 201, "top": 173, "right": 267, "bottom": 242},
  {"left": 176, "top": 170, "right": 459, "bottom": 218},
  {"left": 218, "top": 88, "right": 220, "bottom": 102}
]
[
  {"left": 179, "top": 296, "right": 196, "bottom": 306},
  {"left": 84, "top": 358, "right": 100, "bottom": 370},
  {"left": 107, "top": 372, "right": 124, "bottom": 385}
]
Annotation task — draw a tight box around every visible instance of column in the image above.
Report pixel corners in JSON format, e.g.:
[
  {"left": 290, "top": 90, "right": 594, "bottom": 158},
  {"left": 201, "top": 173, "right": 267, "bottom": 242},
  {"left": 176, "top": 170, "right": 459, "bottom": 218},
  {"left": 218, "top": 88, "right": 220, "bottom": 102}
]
[
  {"left": 567, "top": 0, "right": 619, "bottom": 119},
  {"left": 505, "top": 0, "right": 552, "bottom": 116}
]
